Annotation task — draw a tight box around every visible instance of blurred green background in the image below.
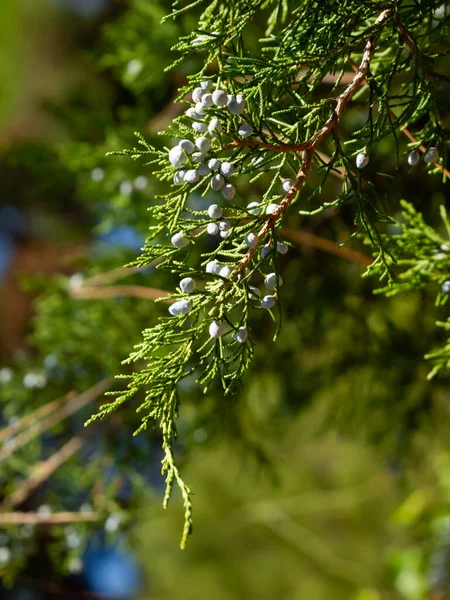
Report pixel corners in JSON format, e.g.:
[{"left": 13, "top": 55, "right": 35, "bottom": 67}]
[{"left": 0, "top": 1, "right": 449, "bottom": 599}]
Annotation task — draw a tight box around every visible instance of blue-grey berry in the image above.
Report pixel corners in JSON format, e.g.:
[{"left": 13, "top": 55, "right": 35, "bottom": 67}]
[
  {"left": 209, "top": 320, "right": 226, "bottom": 338},
  {"left": 208, "top": 118, "right": 222, "bottom": 135},
  {"left": 207, "top": 223, "right": 219, "bottom": 235},
  {"left": 198, "top": 164, "right": 211, "bottom": 176},
  {"left": 192, "top": 152, "right": 205, "bottom": 163},
  {"left": 184, "top": 169, "right": 200, "bottom": 184},
  {"left": 220, "top": 162, "right": 235, "bottom": 177},
  {"left": 264, "top": 273, "right": 283, "bottom": 289},
  {"left": 134, "top": 176, "right": 148, "bottom": 190},
  {"left": 211, "top": 174, "right": 225, "bottom": 191},
  {"left": 196, "top": 137, "right": 211, "bottom": 153},
  {"left": 356, "top": 152, "right": 369, "bottom": 168},
  {"left": 192, "top": 87, "right": 205, "bottom": 103},
  {"left": 247, "top": 202, "right": 260, "bottom": 215},
  {"left": 169, "top": 299, "right": 192, "bottom": 316},
  {"left": 180, "top": 277, "right": 196, "bottom": 293},
  {"left": 408, "top": 150, "right": 420, "bottom": 166},
  {"left": 424, "top": 147, "right": 439, "bottom": 163},
  {"left": 212, "top": 90, "right": 227, "bottom": 106},
  {"left": 219, "top": 266, "right": 232, "bottom": 278},
  {"left": 178, "top": 139, "right": 195, "bottom": 154},
  {"left": 277, "top": 242, "right": 288, "bottom": 254},
  {"left": 266, "top": 203, "right": 279, "bottom": 215},
  {"left": 220, "top": 229, "right": 230, "bottom": 238},
  {"left": 208, "top": 204, "right": 222, "bottom": 219},
  {"left": 173, "top": 170, "right": 186, "bottom": 185},
  {"left": 234, "top": 327, "right": 248, "bottom": 343},
  {"left": 248, "top": 285, "right": 261, "bottom": 300},
  {"left": 221, "top": 183, "right": 236, "bottom": 200},
  {"left": 200, "top": 80, "right": 212, "bottom": 91},
  {"left": 261, "top": 244, "right": 273, "bottom": 258},
  {"left": 192, "top": 122, "right": 208, "bottom": 133},
  {"left": 208, "top": 158, "right": 221, "bottom": 171},
  {"left": 261, "top": 295, "right": 276, "bottom": 309},
  {"left": 227, "top": 96, "right": 245, "bottom": 115},
  {"left": 120, "top": 181, "right": 133, "bottom": 196},
  {"left": 245, "top": 232, "right": 258, "bottom": 248},
  {"left": 195, "top": 102, "right": 206, "bottom": 115},
  {"left": 206, "top": 261, "right": 221, "bottom": 274},
  {"left": 238, "top": 123, "right": 253, "bottom": 137},
  {"left": 219, "top": 219, "right": 230, "bottom": 232},
  {"left": 201, "top": 93, "right": 213, "bottom": 107},
  {"left": 282, "top": 178, "right": 293, "bottom": 192},
  {"left": 186, "top": 107, "right": 202, "bottom": 120},
  {"left": 441, "top": 280, "right": 450, "bottom": 294},
  {"left": 171, "top": 231, "right": 189, "bottom": 248},
  {"left": 169, "top": 146, "right": 187, "bottom": 168}
]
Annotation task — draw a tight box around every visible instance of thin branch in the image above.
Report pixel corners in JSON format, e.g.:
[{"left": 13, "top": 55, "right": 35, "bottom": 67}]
[
  {"left": 0, "top": 378, "right": 112, "bottom": 462},
  {"left": 3, "top": 436, "right": 85, "bottom": 509},
  {"left": 280, "top": 228, "right": 371, "bottom": 267},
  {"left": 0, "top": 512, "right": 99, "bottom": 525},
  {"left": 71, "top": 285, "right": 171, "bottom": 302},
  {"left": 0, "top": 391, "right": 76, "bottom": 443},
  {"left": 225, "top": 9, "right": 392, "bottom": 284}
]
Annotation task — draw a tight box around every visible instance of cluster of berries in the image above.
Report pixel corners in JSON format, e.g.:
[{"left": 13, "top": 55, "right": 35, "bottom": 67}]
[
  {"left": 166, "top": 82, "right": 293, "bottom": 339},
  {"left": 356, "top": 147, "right": 439, "bottom": 169}
]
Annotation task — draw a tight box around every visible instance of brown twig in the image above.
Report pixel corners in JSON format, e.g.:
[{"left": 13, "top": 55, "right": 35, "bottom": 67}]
[
  {"left": 222, "top": 9, "right": 392, "bottom": 286},
  {"left": 280, "top": 228, "right": 371, "bottom": 267},
  {"left": 70, "top": 285, "right": 171, "bottom": 302},
  {"left": 0, "top": 512, "right": 99, "bottom": 525},
  {"left": 0, "top": 392, "right": 76, "bottom": 444},
  {"left": 3, "top": 436, "right": 86, "bottom": 509},
  {"left": 0, "top": 378, "right": 112, "bottom": 462}
]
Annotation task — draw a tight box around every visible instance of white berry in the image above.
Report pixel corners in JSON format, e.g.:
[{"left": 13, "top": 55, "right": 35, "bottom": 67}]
[
  {"left": 424, "top": 147, "right": 439, "bottom": 163},
  {"left": 200, "top": 80, "right": 212, "bottom": 90},
  {"left": 220, "top": 162, "right": 235, "bottom": 177},
  {"left": 212, "top": 90, "right": 227, "bottom": 106},
  {"left": 356, "top": 152, "right": 369, "bottom": 168},
  {"left": 408, "top": 150, "right": 420, "bottom": 166},
  {"left": 220, "top": 230, "right": 230, "bottom": 238},
  {"left": 208, "top": 158, "right": 221, "bottom": 171},
  {"left": 206, "top": 261, "right": 221, "bottom": 274},
  {"left": 196, "top": 137, "right": 211, "bottom": 153},
  {"left": 234, "top": 327, "right": 248, "bottom": 343},
  {"left": 186, "top": 107, "right": 202, "bottom": 120},
  {"left": 192, "top": 122, "right": 208, "bottom": 133},
  {"left": 173, "top": 170, "right": 186, "bottom": 185},
  {"left": 171, "top": 231, "right": 189, "bottom": 248},
  {"left": 198, "top": 164, "right": 211, "bottom": 176},
  {"left": 169, "top": 299, "right": 192, "bottom": 316},
  {"left": 178, "top": 139, "right": 195, "bottom": 154},
  {"left": 238, "top": 123, "right": 253, "bottom": 137},
  {"left": 219, "top": 266, "right": 232, "bottom": 278},
  {"left": 180, "top": 277, "right": 196, "bottom": 293},
  {"left": 261, "top": 244, "right": 272, "bottom": 258},
  {"left": 264, "top": 273, "right": 283, "bottom": 289},
  {"left": 247, "top": 202, "right": 260, "bottom": 215},
  {"left": 184, "top": 169, "right": 200, "bottom": 184},
  {"left": 207, "top": 223, "right": 219, "bottom": 235},
  {"left": 266, "top": 203, "right": 279, "bottom": 215},
  {"left": 248, "top": 285, "right": 261, "bottom": 300},
  {"left": 211, "top": 174, "right": 225, "bottom": 191},
  {"left": 209, "top": 320, "right": 226, "bottom": 338},
  {"left": 219, "top": 219, "right": 230, "bottom": 232},
  {"left": 261, "top": 295, "right": 276, "bottom": 309},
  {"left": 192, "top": 87, "right": 205, "bottom": 103},
  {"left": 192, "top": 152, "right": 205, "bottom": 163},
  {"left": 195, "top": 102, "right": 206, "bottom": 115},
  {"left": 245, "top": 232, "right": 258, "bottom": 248},
  {"left": 221, "top": 183, "right": 236, "bottom": 200},
  {"left": 201, "top": 93, "right": 213, "bottom": 107},
  {"left": 282, "top": 178, "right": 293, "bottom": 192},
  {"left": 227, "top": 96, "right": 246, "bottom": 115},
  {"left": 208, "top": 204, "right": 222, "bottom": 219},
  {"left": 208, "top": 118, "right": 222, "bottom": 135},
  {"left": 169, "top": 146, "right": 187, "bottom": 168}
]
